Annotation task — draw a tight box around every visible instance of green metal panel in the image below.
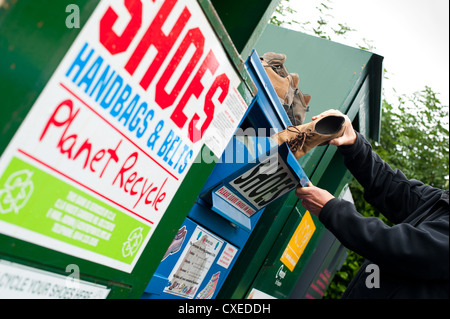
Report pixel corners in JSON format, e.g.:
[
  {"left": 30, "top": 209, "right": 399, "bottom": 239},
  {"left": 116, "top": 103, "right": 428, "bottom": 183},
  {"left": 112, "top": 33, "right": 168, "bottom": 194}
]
[
  {"left": 197, "top": 0, "right": 258, "bottom": 101},
  {"left": 0, "top": 0, "right": 100, "bottom": 155},
  {"left": 218, "top": 24, "right": 382, "bottom": 299},
  {"left": 246, "top": 209, "right": 327, "bottom": 299},
  {"left": 210, "top": 0, "right": 281, "bottom": 57},
  {"left": 217, "top": 190, "right": 298, "bottom": 298},
  {"left": 289, "top": 224, "right": 349, "bottom": 299}
]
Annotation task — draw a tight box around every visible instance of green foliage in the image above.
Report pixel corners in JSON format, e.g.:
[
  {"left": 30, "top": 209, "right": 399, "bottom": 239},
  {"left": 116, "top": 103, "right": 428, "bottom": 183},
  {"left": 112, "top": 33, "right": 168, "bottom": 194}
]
[
  {"left": 270, "top": 0, "right": 300, "bottom": 27},
  {"left": 377, "top": 88, "right": 449, "bottom": 189},
  {"left": 270, "top": 0, "right": 355, "bottom": 40}
]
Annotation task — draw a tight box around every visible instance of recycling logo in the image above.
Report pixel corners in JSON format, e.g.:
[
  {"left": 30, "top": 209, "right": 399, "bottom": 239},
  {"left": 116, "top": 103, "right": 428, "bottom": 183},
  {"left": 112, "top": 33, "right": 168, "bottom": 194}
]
[
  {"left": 0, "top": 169, "right": 34, "bottom": 214},
  {"left": 122, "top": 227, "right": 143, "bottom": 257}
]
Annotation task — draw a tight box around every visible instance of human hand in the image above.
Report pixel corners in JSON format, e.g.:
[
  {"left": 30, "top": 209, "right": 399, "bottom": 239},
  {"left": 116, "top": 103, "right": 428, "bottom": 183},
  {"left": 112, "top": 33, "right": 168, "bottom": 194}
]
[
  {"left": 295, "top": 182, "right": 334, "bottom": 217},
  {"left": 312, "top": 109, "right": 357, "bottom": 146}
]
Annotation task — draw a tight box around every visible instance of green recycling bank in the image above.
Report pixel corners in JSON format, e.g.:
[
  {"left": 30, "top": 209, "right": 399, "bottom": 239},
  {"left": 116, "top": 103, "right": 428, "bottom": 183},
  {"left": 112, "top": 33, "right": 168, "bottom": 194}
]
[{"left": 0, "top": 0, "right": 382, "bottom": 299}]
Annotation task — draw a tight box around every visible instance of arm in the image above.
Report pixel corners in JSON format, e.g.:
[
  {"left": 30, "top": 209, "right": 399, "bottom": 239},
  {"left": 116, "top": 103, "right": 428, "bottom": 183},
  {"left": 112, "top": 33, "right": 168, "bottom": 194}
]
[
  {"left": 339, "top": 130, "right": 441, "bottom": 224},
  {"left": 297, "top": 110, "right": 449, "bottom": 279},
  {"left": 296, "top": 183, "right": 449, "bottom": 280},
  {"left": 313, "top": 109, "right": 438, "bottom": 223},
  {"left": 295, "top": 180, "right": 449, "bottom": 280},
  {"left": 319, "top": 198, "right": 449, "bottom": 280}
]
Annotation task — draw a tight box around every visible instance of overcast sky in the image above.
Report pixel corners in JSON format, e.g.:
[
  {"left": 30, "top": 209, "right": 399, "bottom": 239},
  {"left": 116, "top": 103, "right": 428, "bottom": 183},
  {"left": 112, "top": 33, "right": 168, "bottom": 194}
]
[{"left": 287, "top": 0, "right": 449, "bottom": 106}]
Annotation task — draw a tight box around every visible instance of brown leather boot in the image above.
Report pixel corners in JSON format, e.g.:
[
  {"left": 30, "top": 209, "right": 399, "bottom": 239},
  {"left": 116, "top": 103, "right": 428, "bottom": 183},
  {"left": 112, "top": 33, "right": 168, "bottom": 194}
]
[
  {"left": 290, "top": 73, "right": 311, "bottom": 125},
  {"left": 261, "top": 52, "right": 311, "bottom": 125},
  {"left": 260, "top": 53, "right": 291, "bottom": 105},
  {"left": 272, "top": 115, "right": 346, "bottom": 159}
]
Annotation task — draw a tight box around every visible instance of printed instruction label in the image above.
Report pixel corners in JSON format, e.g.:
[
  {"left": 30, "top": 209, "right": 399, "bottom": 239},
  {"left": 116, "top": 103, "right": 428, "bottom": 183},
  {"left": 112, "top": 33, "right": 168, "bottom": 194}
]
[
  {"left": 280, "top": 211, "right": 316, "bottom": 272},
  {"left": 215, "top": 185, "right": 256, "bottom": 216},
  {"left": 164, "top": 226, "right": 223, "bottom": 299},
  {"left": 217, "top": 243, "right": 238, "bottom": 269},
  {"left": 0, "top": 260, "right": 110, "bottom": 299}
]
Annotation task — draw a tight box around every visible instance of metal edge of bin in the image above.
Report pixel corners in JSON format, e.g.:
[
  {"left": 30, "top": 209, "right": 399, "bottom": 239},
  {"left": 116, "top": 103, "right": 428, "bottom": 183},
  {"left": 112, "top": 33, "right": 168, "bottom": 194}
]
[{"left": 246, "top": 50, "right": 292, "bottom": 131}]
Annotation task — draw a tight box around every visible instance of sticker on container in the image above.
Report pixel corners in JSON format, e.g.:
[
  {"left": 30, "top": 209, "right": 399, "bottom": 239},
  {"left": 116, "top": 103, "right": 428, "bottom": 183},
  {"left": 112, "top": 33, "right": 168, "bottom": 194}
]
[
  {"left": 0, "top": 260, "right": 110, "bottom": 299},
  {"left": 164, "top": 226, "right": 223, "bottom": 299}
]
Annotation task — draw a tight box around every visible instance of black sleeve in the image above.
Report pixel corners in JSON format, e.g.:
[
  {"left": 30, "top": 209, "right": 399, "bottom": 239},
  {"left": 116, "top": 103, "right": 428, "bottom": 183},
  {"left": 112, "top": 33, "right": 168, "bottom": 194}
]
[
  {"left": 319, "top": 198, "right": 449, "bottom": 280},
  {"left": 338, "top": 131, "right": 441, "bottom": 224},
  {"left": 320, "top": 132, "right": 449, "bottom": 280}
]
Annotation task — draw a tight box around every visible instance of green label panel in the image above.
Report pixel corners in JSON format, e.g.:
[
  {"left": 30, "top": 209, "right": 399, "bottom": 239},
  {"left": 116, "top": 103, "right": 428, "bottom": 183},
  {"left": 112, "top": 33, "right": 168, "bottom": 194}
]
[{"left": 0, "top": 156, "right": 151, "bottom": 266}]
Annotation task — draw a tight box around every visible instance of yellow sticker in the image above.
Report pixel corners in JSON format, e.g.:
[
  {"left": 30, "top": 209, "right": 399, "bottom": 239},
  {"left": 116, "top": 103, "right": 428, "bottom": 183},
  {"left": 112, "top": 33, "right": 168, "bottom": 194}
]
[{"left": 280, "top": 211, "right": 316, "bottom": 272}]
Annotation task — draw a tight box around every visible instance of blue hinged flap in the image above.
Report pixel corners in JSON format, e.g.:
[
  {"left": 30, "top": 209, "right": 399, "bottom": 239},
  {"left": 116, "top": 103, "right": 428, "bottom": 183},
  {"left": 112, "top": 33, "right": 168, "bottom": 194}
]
[
  {"left": 204, "top": 138, "right": 309, "bottom": 227},
  {"left": 245, "top": 50, "right": 292, "bottom": 131},
  {"left": 211, "top": 193, "right": 253, "bottom": 231}
]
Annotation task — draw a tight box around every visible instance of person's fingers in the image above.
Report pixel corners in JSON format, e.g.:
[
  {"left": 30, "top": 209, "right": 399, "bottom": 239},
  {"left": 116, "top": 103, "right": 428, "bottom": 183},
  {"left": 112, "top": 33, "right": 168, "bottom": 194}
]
[
  {"left": 295, "top": 186, "right": 308, "bottom": 197},
  {"left": 295, "top": 182, "right": 314, "bottom": 197},
  {"left": 311, "top": 109, "right": 342, "bottom": 121},
  {"left": 329, "top": 136, "right": 345, "bottom": 146}
]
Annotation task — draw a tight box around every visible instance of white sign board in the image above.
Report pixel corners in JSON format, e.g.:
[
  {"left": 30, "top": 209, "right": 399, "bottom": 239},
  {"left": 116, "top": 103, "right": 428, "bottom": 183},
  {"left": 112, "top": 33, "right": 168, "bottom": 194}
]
[
  {"left": 0, "top": 260, "right": 110, "bottom": 299},
  {"left": 0, "top": 0, "right": 248, "bottom": 273}
]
